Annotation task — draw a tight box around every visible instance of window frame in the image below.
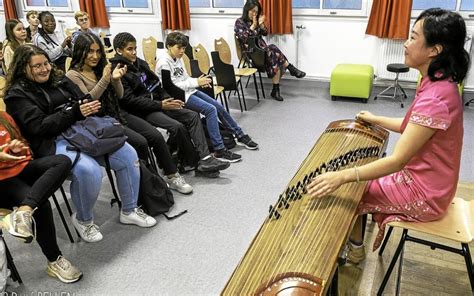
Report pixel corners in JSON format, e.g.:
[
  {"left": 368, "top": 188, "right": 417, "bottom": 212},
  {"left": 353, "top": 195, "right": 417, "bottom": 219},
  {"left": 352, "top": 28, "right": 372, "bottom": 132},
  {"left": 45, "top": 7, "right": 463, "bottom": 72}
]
[
  {"left": 22, "top": 0, "right": 73, "bottom": 13},
  {"left": 292, "top": 0, "right": 369, "bottom": 17},
  {"left": 105, "top": 0, "right": 154, "bottom": 14},
  {"left": 189, "top": 0, "right": 244, "bottom": 14},
  {"left": 411, "top": 0, "right": 474, "bottom": 19}
]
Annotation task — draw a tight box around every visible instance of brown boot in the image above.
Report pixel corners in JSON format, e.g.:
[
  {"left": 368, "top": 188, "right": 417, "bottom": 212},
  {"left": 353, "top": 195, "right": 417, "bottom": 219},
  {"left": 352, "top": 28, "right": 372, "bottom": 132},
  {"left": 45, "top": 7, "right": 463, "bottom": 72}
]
[{"left": 271, "top": 84, "right": 284, "bottom": 101}]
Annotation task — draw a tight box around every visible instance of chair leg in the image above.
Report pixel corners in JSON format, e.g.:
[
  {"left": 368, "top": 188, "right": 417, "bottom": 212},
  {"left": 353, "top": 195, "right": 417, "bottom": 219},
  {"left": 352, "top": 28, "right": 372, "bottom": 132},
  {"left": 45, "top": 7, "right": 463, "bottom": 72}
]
[
  {"left": 236, "top": 90, "right": 243, "bottom": 112},
  {"left": 258, "top": 72, "right": 265, "bottom": 98},
  {"left": 253, "top": 73, "right": 260, "bottom": 102},
  {"left": 245, "top": 75, "right": 251, "bottom": 88},
  {"left": 3, "top": 237, "right": 22, "bottom": 284},
  {"left": 51, "top": 193, "right": 75, "bottom": 243},
  {"left": 239, "top": 80, "right": 247, "bottom": 111},
  {"left": 377, "top": 229, "right": 408, "bottom": 295},
  {"left": 222, "top": 92, "right": 230, "bottom": 113},
  {"left": 379, "top": 226, "right": 394, "bottom": 256},
  {"left": 462, "top": 243, "right": 474, "bottom": 291},
  {"left": 59, "top": 186, "right": 80, "bottom": 238},
  {"left": 395, "top": 245, "right": 405, "bottom": 296}
]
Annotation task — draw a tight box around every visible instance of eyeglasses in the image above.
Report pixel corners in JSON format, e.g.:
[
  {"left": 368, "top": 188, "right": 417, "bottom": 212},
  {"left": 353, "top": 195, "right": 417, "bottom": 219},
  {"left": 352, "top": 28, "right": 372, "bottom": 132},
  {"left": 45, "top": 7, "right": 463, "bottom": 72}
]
[{"left": 29, "top": 61, "right": 52, "bottom": 71}]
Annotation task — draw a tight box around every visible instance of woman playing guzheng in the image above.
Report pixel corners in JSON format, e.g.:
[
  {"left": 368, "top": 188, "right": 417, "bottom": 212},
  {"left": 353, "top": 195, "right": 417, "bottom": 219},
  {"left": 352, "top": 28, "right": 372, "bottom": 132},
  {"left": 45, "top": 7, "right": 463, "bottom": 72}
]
[{"left": 308, "top": 8, "right": 469, "bottom": 263}]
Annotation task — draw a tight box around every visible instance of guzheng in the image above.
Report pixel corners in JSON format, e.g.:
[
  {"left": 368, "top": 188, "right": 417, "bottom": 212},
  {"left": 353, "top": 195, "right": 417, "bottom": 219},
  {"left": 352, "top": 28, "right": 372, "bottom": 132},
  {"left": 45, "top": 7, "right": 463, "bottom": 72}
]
[{"left": 222, "top": 119, "right": 389, "bottom": 295}]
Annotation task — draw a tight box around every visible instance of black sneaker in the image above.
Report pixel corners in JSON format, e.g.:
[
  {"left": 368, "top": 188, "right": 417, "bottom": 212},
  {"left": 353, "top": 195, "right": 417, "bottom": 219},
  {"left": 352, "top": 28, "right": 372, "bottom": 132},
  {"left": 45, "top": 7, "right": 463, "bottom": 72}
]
[
  {"left": 214, "top": 149, "right": 242, "bottom": 163},
  {"left": 236, "top": 135, "right": 259, "bottom": 150},
  {"left": 198, "top": 155, "right": 230, "bottom": 171},
  {"left": 195, "top": 169, "right": 220, "bottom": 178}
]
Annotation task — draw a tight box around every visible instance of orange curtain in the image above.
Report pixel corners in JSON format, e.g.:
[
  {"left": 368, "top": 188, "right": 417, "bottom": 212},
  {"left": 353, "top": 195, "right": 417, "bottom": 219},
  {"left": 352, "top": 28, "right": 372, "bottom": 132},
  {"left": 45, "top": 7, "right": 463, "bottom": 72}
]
[
  {"left": 79, "top": 0, "right": 110, "bottom": 28},
  {"left": 161, "top": 0, "right": 191, "bottom": 30},
  {"left": 366, "top": 0, "right": 413, "bottom": 40},
  {"left": 4, "top": 0, "right": 18, "bottom": 20},
  {"left": 261, "top": 0, "right": 293, "bottom": 34}
]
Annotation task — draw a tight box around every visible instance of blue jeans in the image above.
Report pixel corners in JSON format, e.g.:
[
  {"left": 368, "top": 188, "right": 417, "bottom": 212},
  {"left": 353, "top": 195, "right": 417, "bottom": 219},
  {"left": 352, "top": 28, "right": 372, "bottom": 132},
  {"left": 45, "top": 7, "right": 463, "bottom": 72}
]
[
  {"left": 185, "top": 90, "right": 244, "bottom": 150},
  {"left": 55, "top": 138, "right": 140, "bottom": 223}
]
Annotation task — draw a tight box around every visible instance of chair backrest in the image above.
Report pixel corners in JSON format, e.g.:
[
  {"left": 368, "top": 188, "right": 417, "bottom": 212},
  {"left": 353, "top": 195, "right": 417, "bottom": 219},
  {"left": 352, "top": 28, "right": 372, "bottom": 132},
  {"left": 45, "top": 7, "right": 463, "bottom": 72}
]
[
  {"left": 142, "top": 36, "right": 158, "bottom": 70},
  {"left": 65, "top": 27, "right": 77, "bottom": 37},
  {"left": 214, "top": 37, "right": 232, "bottom": 64},
  {"left": 211, "top": 51, "right": 237, "bottom": 90},
  {"left": 181, "top": 52, "right": 192, "bottom": 76},
  {"left": 234, "top": 35, "right": 243, "bottom": 64},
  {"left": 189, "top": 59, "right": 203, "bottom": 78},
  {"left": 0, "top": 76, "right": 5, "bottom": 111},
  {"left": 99, "top": 32, "right": 116, "bottom": 60},
  {"left": 65, "top": 57, "right": 72, "bottom": 72},
  {"left": 193, "top": 44, "right": 211, "bottom": 74},
  {"left": 160, "top": 69, "right": 185, "bottom": 101}
]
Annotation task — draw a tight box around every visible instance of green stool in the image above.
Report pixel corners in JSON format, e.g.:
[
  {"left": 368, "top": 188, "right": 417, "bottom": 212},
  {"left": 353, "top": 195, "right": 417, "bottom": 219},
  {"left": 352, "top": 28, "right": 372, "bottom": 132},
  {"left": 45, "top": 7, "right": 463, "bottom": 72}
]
[{"left": 330, "top": 64, "right": 374, "bottom": 103}]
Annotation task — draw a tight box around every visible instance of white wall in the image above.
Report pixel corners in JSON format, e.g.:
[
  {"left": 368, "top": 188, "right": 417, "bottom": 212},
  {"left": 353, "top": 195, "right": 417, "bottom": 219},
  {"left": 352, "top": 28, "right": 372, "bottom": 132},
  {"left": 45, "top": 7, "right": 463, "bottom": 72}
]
[{"left": 2, "top": 1, "right": 473, "bottom": 89}]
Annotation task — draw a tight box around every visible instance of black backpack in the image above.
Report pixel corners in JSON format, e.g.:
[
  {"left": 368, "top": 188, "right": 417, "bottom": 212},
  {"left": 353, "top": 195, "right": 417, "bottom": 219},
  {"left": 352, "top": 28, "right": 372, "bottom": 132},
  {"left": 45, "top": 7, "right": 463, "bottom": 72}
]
[
  {"left": 137, "top": 161, "right": 187, "bottom": 219},
  {"left": 201, "top": 118, "right": 236, "bottom": 152}
]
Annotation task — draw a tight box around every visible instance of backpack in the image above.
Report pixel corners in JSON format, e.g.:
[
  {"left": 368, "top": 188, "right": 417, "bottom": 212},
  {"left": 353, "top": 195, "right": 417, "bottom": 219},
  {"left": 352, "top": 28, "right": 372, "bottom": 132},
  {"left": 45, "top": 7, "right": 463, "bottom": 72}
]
[
  {"left": 62, "top": 115, "right": 127, "bottom": 157},
  {"left": 137, "top": 161, "right": 187, "bottom": 219},
  {"left": 201, "top": 118, "right": 236, "bottom": 152}
]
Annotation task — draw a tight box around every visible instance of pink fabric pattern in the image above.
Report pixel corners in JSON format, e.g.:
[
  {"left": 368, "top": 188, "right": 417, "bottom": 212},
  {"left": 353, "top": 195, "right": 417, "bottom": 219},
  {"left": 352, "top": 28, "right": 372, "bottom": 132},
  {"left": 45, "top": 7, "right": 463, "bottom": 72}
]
[{"left": 358, "top": 77, "right": 464, "bottom": 250}]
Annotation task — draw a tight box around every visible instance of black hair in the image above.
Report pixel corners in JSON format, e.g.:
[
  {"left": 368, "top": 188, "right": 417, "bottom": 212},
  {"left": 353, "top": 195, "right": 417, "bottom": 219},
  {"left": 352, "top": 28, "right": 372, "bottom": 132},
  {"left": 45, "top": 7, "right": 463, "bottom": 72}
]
[
  {"left": 416, "top": 8, "right": 470, "bottom": 83},
  {"left": 37, "top": 11, "right": 58, "bottom": 45},
  {"left": 4, "top": 44, "right": 60, "bottom": 95},
  {"left": 70, "top": 33, "right": 125, "bottom": 124},
  {"left": 113, "top": 32, "right": 136, "bottom": 50},
  {"left": 165, "top": 32, "right": 188, "bottom": 49},
  {"left": 242, "top": 0, "right": 262, "bottom": 23}
]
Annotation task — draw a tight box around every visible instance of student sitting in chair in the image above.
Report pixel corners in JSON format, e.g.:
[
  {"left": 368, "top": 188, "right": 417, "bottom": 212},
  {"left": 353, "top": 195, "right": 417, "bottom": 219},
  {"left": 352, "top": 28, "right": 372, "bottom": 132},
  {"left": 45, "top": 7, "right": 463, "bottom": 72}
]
[
  {"left": 156, "top": 32, "right": 259, "bottom": 163},
  {"left": 234, "top": 0, "right": 306, "bottom": 101},
  {"left": 0, "top": 111, "right": 82, "bottom": 283},
  {"left": 110, "top": 32, "right": 230, "bottom": 178}
]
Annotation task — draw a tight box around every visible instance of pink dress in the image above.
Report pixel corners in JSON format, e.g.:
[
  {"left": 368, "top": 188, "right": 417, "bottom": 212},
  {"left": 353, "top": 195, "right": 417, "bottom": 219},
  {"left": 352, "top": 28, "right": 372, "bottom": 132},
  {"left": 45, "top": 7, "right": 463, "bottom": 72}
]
[{"left": 358, "top": 77, "right": 464, "bottom": 250}]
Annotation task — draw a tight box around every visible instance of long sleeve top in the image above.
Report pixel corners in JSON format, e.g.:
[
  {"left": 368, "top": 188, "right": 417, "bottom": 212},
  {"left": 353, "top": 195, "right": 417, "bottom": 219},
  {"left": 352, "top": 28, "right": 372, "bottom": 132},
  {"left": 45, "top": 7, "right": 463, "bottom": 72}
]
[
  {"left": 234, "top": 17, "right": 269, "bottom": 50},
  {"left": 65, "top": 69, "right": 124, "bottom": 100},
  {"left": 33, "top": 30, "right": 70, "bottom": 62},
  {"left": 0, "top": 111, "right": 32, "bottom": 180},
  {"left": 155, "top": 52, "right": 198, "bottom": 101}
]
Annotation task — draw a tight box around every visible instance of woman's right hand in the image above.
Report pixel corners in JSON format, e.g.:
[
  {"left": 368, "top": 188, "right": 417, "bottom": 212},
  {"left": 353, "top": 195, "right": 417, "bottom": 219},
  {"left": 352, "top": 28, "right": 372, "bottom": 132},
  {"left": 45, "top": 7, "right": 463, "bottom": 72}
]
[
  {"left": 197, "top": 74, "right": 212, "bottom": 88},
  {"left": 102, "top": 63, "right": 112, "bottom": 80},
  {"left": 251, "top": 15, "right": 258, "bottom": 30},
  {"left": 356, "top": 111, "right": 378, "bottom": 125},
  {"left": 62, "top": 36, "right": 72, "bottom": 48},
  {"left": 80, "top": 99, "right": 102, "bottom": 117}
]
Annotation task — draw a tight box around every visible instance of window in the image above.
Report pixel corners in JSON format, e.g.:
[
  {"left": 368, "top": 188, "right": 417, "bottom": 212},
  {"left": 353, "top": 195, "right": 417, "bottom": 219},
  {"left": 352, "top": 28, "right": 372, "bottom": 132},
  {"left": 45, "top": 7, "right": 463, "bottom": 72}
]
[
  {"left": 412, "top": 0, "right": 474, "bottom": 18},
  {"left": 293, "top": 0, "right": 366, "bottom": 16},
  {"left": 412, "top": 0, "right": 456, "bottom": 10},
  {"left": 23, "top": 0, "right": 72, "bottom": 10},
  {"left": 105, "top": 0, "right": 152, "bottom": 13},
  {"left": 189, "top": 0, "right": 244, "bottom": 13}
]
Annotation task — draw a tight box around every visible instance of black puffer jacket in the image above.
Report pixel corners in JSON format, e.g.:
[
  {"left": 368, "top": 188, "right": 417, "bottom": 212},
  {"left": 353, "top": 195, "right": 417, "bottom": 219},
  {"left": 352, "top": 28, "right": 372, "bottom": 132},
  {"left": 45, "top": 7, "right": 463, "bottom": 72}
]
[
  {"left": 110, "top": 55, "right": 171, "bottom": 116},
  {"left": 4, "top": 77, "right": 85, "bottom": 157}
]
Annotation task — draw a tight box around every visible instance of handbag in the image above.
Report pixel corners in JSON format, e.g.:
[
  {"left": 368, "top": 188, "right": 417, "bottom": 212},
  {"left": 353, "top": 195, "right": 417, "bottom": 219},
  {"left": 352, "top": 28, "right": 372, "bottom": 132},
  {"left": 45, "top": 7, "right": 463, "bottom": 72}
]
[{"left": 62, "top": 115, "right": 127, "bottom": 157}]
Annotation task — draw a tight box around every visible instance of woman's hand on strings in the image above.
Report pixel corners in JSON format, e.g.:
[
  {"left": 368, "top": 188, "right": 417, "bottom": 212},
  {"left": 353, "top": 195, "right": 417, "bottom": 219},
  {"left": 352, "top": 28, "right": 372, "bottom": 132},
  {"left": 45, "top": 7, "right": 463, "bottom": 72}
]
[
  {"left": 307, "top": 171, "right": 346, "bottom": 198},
  {"left": 356, "top": 111, "right": 377, "bottom": 124}
]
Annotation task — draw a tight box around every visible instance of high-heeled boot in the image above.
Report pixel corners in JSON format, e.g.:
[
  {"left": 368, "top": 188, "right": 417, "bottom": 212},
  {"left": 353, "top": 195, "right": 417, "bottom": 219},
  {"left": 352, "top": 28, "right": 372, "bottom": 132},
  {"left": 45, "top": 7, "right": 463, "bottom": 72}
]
[
  {"left": 287, "top": 63, "right": 306, "bottom": 78},
  {"left": 271, "top": 84, "right": 284, "bottom": 101}
]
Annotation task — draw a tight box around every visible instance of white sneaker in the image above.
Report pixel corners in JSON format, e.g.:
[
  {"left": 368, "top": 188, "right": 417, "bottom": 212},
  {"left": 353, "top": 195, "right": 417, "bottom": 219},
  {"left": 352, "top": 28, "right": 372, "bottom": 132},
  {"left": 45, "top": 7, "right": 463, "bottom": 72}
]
[
  {"left": 71, "top": 213, "right": 103, "bottom": 243},
  {"left": 120, "top": 208, "right": 157, "bottom": 227},
  {"left": 164, "top": 173, "right": 193, "bottom": 194}
]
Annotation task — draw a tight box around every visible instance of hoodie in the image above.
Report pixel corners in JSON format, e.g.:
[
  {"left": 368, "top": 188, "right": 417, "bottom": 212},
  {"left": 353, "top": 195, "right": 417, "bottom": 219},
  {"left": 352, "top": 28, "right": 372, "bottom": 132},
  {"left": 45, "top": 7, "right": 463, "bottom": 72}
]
[
  {"left": 110, "top": 55, "right": 171, "bottom": 116},
  {"left": 155, "top": 52, "right": 199, "bottom": 101}
]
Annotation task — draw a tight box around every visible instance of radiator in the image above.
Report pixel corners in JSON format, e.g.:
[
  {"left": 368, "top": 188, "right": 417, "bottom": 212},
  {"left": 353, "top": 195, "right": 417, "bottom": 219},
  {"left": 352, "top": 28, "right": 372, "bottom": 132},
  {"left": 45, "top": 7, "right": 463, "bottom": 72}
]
[
  {"left": 376, "top": 39, "right": 419, "bottom": 82},
  {"left": 377, "top": 34, "right": 472, "bottom": 83}
]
